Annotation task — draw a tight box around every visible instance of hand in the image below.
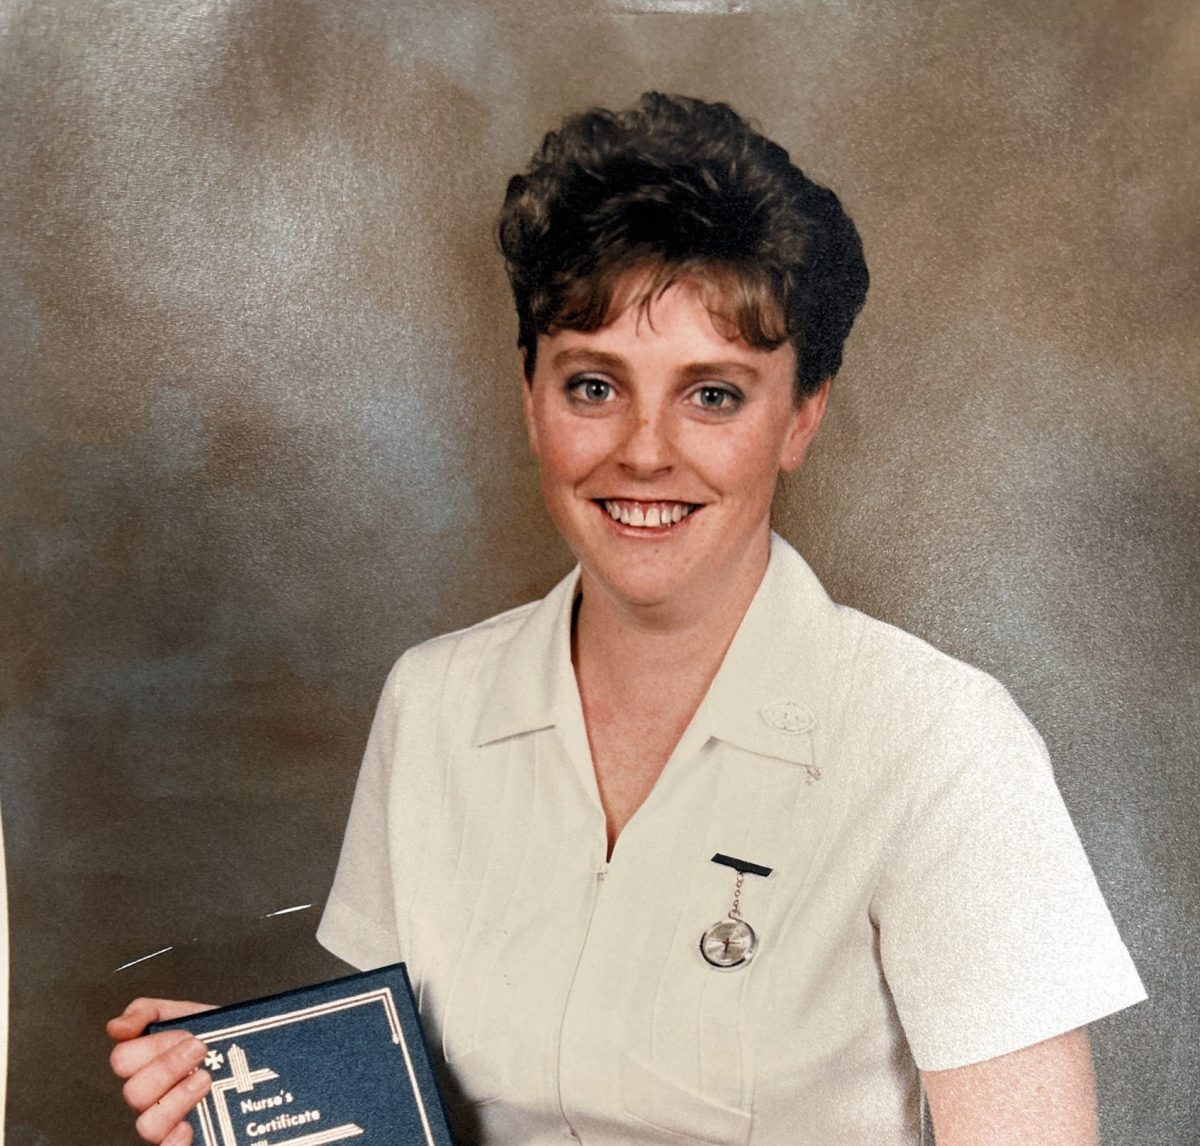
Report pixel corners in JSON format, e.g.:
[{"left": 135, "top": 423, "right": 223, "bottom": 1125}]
[{"left": 108, "top": 997, "right": 217, "bottom": 1145}]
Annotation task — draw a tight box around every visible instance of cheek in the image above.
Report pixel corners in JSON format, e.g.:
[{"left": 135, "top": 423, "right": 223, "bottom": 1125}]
[
  {"left": 532, "top": 409, "right": 612, "bottom": 484},
  {"left": 689, "top": 425, "right": 789, "bottom": 493},
  {"left": 536, "top": 431, "right": 584, "bottom": 482}
]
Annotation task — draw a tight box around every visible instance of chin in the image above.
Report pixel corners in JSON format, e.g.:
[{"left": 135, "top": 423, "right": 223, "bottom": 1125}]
[{"left": 582, "top": 564, "right": 687, "bottom": 611}]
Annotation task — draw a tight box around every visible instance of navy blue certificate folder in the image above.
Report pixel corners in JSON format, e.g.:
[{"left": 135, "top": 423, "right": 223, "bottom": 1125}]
[{"left": 149, "top": 963, "right": 454, "bottom": 1145}]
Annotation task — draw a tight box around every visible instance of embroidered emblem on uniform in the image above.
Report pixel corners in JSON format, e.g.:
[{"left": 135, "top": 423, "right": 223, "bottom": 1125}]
[{"left": 759, "top": 698, "right": 814, "bottom": 734}]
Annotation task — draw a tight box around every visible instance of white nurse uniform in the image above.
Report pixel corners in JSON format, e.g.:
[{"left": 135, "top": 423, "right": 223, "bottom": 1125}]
[{"left": 318, "top": 534, "right": 1145, "bottom": 1145}]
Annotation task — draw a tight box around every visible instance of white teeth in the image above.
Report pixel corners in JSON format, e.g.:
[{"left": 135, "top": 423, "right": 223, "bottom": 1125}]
[{"left": 602, "top": 501, "right": 694, "bottom": 529}]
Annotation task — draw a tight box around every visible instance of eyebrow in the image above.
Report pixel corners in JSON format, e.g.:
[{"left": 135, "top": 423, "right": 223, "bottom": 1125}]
[
  {"left": 679, "top": 361, "right": 762, "bottom": 384},
  {"left": 550, "top": 347, "right": 626, "bottom": 372},
  {"left": 550, "top": 347, "right": 763, "bottom": 384}
]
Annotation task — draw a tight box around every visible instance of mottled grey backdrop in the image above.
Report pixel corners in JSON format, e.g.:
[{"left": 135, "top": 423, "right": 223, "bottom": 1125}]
[{"left": 1, "top": 1, "right": 1196, "bottom": 1142}]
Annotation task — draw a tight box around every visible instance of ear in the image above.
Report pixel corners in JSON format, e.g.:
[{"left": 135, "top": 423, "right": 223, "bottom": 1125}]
[
  {"left": 779, "top": 379, "right": 830, "bottom": 473},
  {"left": 520, "top": 350, "right": 540, "bottom": 458}
]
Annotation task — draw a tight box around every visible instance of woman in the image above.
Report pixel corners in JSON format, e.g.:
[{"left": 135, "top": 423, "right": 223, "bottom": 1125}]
[{"left": 109, "top": 92, "right": 1144, "bottom": 1145}]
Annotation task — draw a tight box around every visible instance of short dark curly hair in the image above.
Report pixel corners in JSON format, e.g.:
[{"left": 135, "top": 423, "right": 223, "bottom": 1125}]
[{"left": 496, "top": 92, "right": 869, "bottom": 401}]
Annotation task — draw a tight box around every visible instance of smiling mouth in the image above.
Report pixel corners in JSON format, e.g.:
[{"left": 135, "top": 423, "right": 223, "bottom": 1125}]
[{"left": 599, "top": 499, "right": 698, "bottom": 529}]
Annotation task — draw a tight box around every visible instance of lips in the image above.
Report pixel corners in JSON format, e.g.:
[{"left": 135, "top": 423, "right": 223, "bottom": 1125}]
[{"left": 599, "top": 499, "right": 698, "bottom": 528}]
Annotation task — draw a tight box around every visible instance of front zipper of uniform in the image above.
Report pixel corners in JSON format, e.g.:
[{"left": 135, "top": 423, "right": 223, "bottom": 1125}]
[{"left": 553, "top": 862, "right": 609, "bottom": 1141}]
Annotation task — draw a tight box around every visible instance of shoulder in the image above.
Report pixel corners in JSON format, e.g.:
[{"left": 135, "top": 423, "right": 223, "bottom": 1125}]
[
  {"left": 812, "top": 598, "right": 1051, "bottom": 807},
  {"left": 762, "top": 536, "right": 1045, "bottom": 776},
  {"left": 397, "top": 597, "right": 541, "bottom": 674},
  {"left": 379, "top": 597, "right": 543, "bottom": 712},
  {"left": 770, "top": 534, "right": 1020, "bottom": 717},
  {"left": 843, "top": 601, "right": 1038, "bottom": 735}
]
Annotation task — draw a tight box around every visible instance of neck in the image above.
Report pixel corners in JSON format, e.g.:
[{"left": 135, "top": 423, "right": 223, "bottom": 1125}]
[
  {"left": 569, "top": 534, "right": 774, "bottom": 857},
  {"left": 572, "top": 534, "right": 772, "bottom": 692}
]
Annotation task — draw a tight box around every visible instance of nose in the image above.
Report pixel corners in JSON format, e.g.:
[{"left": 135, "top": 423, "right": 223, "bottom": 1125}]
[{"left": 615, "top": 401, "right": 675, "bottom": 477}]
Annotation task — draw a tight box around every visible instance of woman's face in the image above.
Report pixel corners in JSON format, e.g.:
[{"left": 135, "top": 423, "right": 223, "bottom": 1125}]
[{"left": 523, "top": 278, "right": 828, "bottom": 619}]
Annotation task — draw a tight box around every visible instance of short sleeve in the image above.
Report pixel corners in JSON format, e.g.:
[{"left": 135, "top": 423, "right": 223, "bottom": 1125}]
[
  {"left": 316, "top": 662, "right": 406, "bottom": 972},
  {"left": 873, "top": 680, "right": 1146, "bottom": 1071}
]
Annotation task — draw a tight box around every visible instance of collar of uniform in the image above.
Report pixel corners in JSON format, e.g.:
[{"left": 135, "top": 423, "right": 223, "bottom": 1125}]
[
  {"left": 472, "top": 564, "right": 583, "bottom": 746},
  {"left": 472, "top": 533, "right": 841, "bottom": 759},
  {"left": 688, "top": 533, "right": 841, "bottom": 768}
]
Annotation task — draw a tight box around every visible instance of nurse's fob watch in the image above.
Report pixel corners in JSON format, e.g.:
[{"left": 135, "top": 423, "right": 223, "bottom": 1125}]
[{"left": 700, "top": 854, "right": 772, "bottom": 970}]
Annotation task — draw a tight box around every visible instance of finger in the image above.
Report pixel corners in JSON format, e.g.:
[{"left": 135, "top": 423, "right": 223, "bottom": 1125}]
[
  {"left": 108, "top": 998, "right": 214, "bottom": 1042},
  {"left": 133, "top": 1068, "right": 210, "bottom": 1144},
  {"left": 120, "top": 1036, "right": 208, "bottom": 1109},
  {"left": 107, "top": 998, "right": 162, "bottom": 1042},
  {"left": 162, "top": 1124, "right": 194, "bottom": 1146},
  {"left": 111, "top": 1030, "right": 200, "bottom": 1081}
]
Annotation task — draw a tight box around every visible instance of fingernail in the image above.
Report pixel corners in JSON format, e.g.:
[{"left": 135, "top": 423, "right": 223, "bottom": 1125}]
[
  {"left": 186, "top": 1067, "right": 211, "bottom": 1094},
  {"left": 181, "top": 1037, "right": 207, "bottom": 1065}
]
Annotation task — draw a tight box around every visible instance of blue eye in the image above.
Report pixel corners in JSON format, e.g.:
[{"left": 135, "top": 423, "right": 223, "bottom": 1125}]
[
  {"left": 568, "top": 375, "right": 614, "bottom": 403},
  {"left": 692, "top": 385, "right": 740, "bottom": 410}
]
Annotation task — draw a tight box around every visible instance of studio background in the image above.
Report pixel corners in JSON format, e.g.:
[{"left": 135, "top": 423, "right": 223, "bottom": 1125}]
[{"left": 1, "top": 1, "right": 1196, "bottom": 1142}]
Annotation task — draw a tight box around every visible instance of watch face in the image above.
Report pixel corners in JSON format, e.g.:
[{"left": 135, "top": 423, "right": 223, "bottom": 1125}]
[{"left": 699, "top": 918, "right": 757, "bottom": 970}]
